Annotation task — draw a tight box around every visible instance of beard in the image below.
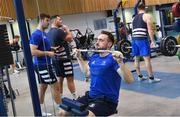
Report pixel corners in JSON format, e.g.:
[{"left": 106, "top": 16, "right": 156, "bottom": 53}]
[
  {"left": 43, "top": 24, "right": 49, "bottom": 30},
  {"left": 95, "top": 44, "right": 107, "bottom": 50},
  {"left": 95, "top": 46, "right": 106, "bottom": 50}
]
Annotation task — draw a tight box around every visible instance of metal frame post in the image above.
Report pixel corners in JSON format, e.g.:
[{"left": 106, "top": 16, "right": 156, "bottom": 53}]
[{"left": 13, "top": 0, "right": 41, "bottom": 116}]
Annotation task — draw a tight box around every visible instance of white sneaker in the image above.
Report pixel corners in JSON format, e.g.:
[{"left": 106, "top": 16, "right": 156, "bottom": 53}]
[
  {"left": 149, "top": 78, "right": 161, "bottom": 83},
  {"left": 13, "top": 69, "right": 20, "bottom": 74},
  {"left": 72, "top": 93, "right": 77, "bottom": 100},
  {"left": 42, "top": 112, "right": 53, "bottom": 116},
  {"left": 56, "top": 104, "right": 61, "bottom": 110},
  {"left": 137, "top": 76, "right": 148, "bottom": 81}
]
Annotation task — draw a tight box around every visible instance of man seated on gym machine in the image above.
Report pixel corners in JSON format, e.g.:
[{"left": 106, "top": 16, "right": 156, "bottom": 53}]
[
  {"left": 9, "top": 35, "right": 20, "bottom": 74},
  {"left": 59, "top": 31, "right": 134, "bottom": 116}
]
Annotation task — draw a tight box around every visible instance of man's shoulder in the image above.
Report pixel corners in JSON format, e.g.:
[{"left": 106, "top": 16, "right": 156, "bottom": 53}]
[
  {"left": 50, "top": 27, "right": 64, "bottom": 33},
  {"left": 32, "top": 30, "right": 42, "bottom": 37},
  {"left": 143, "top": 13, "right": 151, "bottom": 18}
]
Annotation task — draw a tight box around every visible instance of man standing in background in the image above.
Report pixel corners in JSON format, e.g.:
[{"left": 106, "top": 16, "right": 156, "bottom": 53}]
[
  {"left": 29, "top": 13, "right": 60, "bottom": 116},
  {"left": 48, "top": 15, "right": 77, "bottom": 99},
  {"left": 132, "top": 3, "right": 161, "bottom": 83}
]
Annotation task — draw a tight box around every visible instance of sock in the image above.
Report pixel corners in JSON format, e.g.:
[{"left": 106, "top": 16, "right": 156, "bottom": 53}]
[
  {"left": 60, "top": 93, "right": 63, "bottom": 98},
  {"left": 56, "top": 103, "right": 60, "bottom": 110},
  {"left": 149, "top": 76, "right": 154, "bottom": 80},
  {"left": 138, "top": 74, "right": 143, "bottom": 78},
  {"left": 40, "top": 104, "right": 44, "bottom": 111},
  {"left": 71, "top": 92, "right": 77, "bottom": 99}
]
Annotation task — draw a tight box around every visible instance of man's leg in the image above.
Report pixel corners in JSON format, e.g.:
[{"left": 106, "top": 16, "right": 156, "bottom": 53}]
[
  {"left": 59, "top": 77, "right": 64, "bottom": 96},
  {"left": 132, "top": 40, "right": 145, "bottom": 81},
  {"left": 143, "top": 56, "right": 161, "bottom": 83},
  {"left": 66, "top": 76, "right": 76, "bottom": 99},
  {"left": 50, "top": 82, "right": 61, "bottom": 104},
  {"left": 134, "top": 56, "right": 141, "bottom": 75},
  {"left": 143, "top": 56, "right": 153, "bottom": 77},
  {"left": 39, "top": 84, "right": 48, "bottom": 104},
  {"left": 39, "top": 84, "right": 53, "bottom": 116},
  {"left": 134, "top": 56, "right": 147, "bottom": 81}
]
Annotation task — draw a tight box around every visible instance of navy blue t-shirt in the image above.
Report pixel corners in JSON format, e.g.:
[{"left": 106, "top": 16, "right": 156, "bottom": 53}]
[
  {"left": 29, "top": 29, "right": 51, "bottom": 65},
  {"left": 47, "top": 28, "right": 70, "bottom": 57},
  {"left": 88, "top": 53, "right": 122, "bottom": 103}
]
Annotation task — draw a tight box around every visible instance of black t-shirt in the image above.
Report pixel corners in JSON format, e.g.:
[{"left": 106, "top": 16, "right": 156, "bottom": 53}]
[
  {"left": 10, "top": 42, "right": 20, "bottom": 51},
  {"left": 47, "top": 28, "right": 70, "bottom": 57}
]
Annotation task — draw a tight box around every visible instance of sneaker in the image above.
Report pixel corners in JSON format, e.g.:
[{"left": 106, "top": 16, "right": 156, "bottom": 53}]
[
  {"left": 42, "top": 112, "right": 53, "bottom": 116},
  {"left": 149, "top": 78, "right": 161, "bottom": 83},
  {"left": 56, "top": 104, "right": 61, "bottom": 110},
  {"left": 137, "top": 75, "right": 148, "bottom": 81},
  {"left": 72, "top": 93, "right": 77, "bottom": 100},
  {"left": 85, "top": 77, "right": 89, "bottom": 82},
  {"left": 13, "top": 69, "right": 20, "bottom": 74}
]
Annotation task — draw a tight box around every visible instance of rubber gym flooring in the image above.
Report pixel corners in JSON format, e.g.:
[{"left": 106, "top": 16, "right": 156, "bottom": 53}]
[{"left": 7, "top": 55, "right": 180, "bottom": 116}]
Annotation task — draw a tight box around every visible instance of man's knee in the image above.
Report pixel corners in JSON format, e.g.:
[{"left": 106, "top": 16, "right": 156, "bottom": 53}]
[
  {"left": 134, "top": 56, "right": 140, "bottom": 61},
  {"left": 87, "top": 110, "right": 95, "bottom": 117},
  {"left": 143, "top": 56, "right": 151, "bottom": 63},
  {"left": 58, "top": 109, "right": 70, "bottom": 116}
]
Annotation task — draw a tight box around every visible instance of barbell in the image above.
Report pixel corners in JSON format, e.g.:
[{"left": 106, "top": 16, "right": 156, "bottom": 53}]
[
  {"left": 76, "top": 49, "right": 125, "bottom": 59},
  {"left": 71, "top": 36, "right": 179, "bottom": 58},
  {"left": 117, "top": 36, "right": 179, "bottom": 56}
]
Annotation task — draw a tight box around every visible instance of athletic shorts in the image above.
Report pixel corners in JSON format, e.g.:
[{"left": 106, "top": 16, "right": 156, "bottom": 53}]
[
  {"left": 132, "top": 38, "right": 151, "bottom": 56},
  {"left": 34, "top": 65, "right": 57, "bottom": 84},
  {"left": 76, "top": 92, "right": 117, "bottom": 116},
  {"left": 52, "top": 59, "right": 74, "bottom": 77}
]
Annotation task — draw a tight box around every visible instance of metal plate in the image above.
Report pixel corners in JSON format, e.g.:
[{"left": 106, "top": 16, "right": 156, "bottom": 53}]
[
  {"left": 118, "top": 40, "right": 131, "bottom": 55},
  {"left": 161, "top": 36, "right": 178, "bottom": 56}
]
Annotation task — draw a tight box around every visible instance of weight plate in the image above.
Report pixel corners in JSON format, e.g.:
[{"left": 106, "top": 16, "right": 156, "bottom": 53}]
[
  {"left": 162, "top": 36, "right": 178, "bottom": 56},
  {"left": 118, "top": 40, "right": 131, "bottom": 55}
]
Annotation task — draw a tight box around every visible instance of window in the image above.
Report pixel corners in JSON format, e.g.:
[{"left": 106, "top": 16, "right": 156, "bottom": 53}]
[{"left": 94, "top": 18, "right": 107, "bottom": 30}]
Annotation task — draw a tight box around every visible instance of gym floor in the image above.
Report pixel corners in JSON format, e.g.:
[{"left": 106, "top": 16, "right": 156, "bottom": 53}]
[{"left": 6, "top": 54, "right": 180, "bottom": 116}]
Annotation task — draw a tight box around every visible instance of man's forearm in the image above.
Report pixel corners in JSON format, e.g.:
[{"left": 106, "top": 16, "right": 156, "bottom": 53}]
[
  {"left": 31, "top": 49, "right": 48, "bottom": 57},
  {"left": 148, "top": 30, "right": 155, "bottom": 42},
  {"left": 118, "top": 62, "right": 134, "bottom": 84},
  {"left": 77, "top": 57, "right": 90, "bottom": 77}
]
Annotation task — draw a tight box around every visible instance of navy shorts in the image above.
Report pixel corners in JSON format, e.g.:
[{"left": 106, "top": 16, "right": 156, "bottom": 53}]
[
  {"left": 34, "top": 65, "right": 57, "bottom": 84},
  {"left": 52, "top": 59, "right": 74, "bottom": 77},
  {"left": 132, "top": 38, "right": 151, "bottom": 56},
  {"left": 76, "top": 92, "right": 117, "bottom": 116}
]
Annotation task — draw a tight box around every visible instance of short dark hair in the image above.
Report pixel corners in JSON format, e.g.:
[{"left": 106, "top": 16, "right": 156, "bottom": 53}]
[
  {"left": 14, "top": 35, "right": 20, "bottom": 38},
  {"left": 137, "top": 3, "right": 145, "bottom": 10},
  {"left": 37, "top": 13, "right": 50, "bottom": 22},
  {"left": 50, "top": 15, "right": 60, "bottom": 20},
  {"left": 101, "top": 30, "right": 114, "bottom": 44}
]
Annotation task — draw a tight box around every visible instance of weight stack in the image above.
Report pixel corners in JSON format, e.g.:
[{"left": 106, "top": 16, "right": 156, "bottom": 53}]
[
  {"left": 0, "top": 77, "right": 8, "bottom": 116},
  {"left": 0, "top": 25, "right": 13, "bottom": 67}
]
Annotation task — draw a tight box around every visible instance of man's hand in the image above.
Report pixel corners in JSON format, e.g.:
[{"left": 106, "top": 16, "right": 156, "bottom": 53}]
[
  {"left": 46, "top": 51, "right": 55, "bottom": 57},
  {"left": 150, "top": 41, "right": 158, "bottom": 48},
  {"left": 112, "top": 51, "right": 124, "bottom": 63},
  {"left": 72, "top": 48, "right": 81, "bottom": 59}
]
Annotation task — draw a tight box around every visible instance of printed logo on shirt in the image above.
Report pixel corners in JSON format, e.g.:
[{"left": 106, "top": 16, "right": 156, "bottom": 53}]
[
  {"left": 43, "top": 35, "right": 46, "bottom": 39},
  {"left": 101, "top": 61, "right": 106, "bottom": 65},
  {"left": 89, "top": 103, "right": 95, "bottom": 108},
  {"left": 91, "top": 60, "right": 95, "bottom": 64}
]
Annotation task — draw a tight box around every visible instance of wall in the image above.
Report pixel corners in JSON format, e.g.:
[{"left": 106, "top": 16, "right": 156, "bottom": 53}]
[
  {"left": 61, "top": 12, "right": 108, "bottom": 37},
  {"left": 4, "top": 7, "right": 163, "bottom": 39},
  {"left": 9, "top": 12, "right": 109, "bottom": 38}
]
